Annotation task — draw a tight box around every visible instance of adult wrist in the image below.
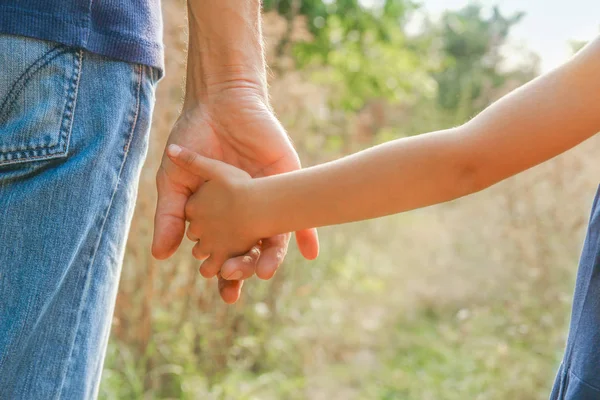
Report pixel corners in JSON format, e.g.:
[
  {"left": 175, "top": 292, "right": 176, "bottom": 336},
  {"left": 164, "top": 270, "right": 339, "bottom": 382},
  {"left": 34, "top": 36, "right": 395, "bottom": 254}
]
[
  {"left": 184, "top": 0, "right": 268, "bottom": 107},
  {"left": 183, "top": 61, "right": 268, "bottom": 110}
]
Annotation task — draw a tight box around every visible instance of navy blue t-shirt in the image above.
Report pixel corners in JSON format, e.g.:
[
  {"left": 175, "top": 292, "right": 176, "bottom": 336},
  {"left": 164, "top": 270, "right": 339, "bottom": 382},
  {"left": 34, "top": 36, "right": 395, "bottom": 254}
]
[{"left": 0, "top": 0, "right": 164, "bottom": 73}]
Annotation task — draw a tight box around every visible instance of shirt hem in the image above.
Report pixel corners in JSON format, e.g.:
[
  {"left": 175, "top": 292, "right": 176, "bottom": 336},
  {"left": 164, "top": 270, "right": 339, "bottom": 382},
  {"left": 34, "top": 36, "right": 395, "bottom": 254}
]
[{"left": 0, "top": 5, "right": 165, "bottom": 76}]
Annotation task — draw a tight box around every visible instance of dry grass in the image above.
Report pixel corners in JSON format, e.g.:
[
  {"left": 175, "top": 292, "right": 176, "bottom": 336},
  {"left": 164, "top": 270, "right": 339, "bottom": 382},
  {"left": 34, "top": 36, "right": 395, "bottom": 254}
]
[{"left": 100, "top": 2, "right": 600, "bottom": 399}]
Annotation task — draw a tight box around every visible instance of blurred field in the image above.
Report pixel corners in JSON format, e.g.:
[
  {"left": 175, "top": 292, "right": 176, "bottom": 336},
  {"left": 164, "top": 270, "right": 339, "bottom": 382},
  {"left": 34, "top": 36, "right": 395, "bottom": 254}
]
[{"left": 100, "top": 2, "right": 600, "bottom": 399}]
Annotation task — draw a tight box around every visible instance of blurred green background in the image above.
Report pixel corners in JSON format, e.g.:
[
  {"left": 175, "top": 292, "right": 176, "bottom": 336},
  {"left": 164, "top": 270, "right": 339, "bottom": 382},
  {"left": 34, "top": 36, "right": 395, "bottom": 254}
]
[{"left": 100, "top": 1, "right": 600, "bottom": 399}]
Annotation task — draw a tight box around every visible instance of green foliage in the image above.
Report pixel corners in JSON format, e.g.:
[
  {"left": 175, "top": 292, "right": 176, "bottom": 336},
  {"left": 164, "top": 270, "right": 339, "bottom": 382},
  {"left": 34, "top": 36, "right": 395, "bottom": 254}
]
[
  {"left": 99, "top": 3, "right": 572, "bottom": 399},
  {"left": 302, "top": 14, "right": 435, "bottom": 110},
  {"left": 433, "top": 4, "right": 525, "bottom": 113},
  {"left": 101, "top": 214, "right": 573, "bottom": 399},
  {"left": 264, "top": 0, "right": 432, "bottom": 111},
  {"left": 263, "top": 1, "right": 534, "bottom": 121}
]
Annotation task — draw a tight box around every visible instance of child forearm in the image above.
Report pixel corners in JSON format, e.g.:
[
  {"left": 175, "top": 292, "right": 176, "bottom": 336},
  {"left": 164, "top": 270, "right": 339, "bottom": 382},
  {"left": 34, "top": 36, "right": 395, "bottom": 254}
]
[
  {"left": 461, "top": 37, "right": 600, "bottom": 187},
  {"left": 255, "top": 38, "right": 600, "bottom": 236},
  {"left": 254, "top": 128, "right": 474, "bottom": 235}
]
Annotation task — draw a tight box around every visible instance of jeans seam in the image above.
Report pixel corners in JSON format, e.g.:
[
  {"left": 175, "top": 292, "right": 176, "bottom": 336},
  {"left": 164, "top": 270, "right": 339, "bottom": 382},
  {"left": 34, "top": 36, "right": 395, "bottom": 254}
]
[
  {"left": 0, "top": 48, "right": 83, "bottom": 380},
  {"left": 54, "top": 63, "right": 143, "bottom": 400},
  {"left": 57, "top": 49, "right": 83, "bottom": 161}
]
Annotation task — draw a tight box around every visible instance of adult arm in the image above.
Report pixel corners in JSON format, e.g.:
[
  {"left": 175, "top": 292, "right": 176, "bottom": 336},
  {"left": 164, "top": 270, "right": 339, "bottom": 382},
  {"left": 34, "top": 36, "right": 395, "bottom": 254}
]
[
  {"left": 152, "top": 0, "right": 319, "bottom": 303},
  {"left": 166, "top": 37, "right": 600, "bottom": 257}
]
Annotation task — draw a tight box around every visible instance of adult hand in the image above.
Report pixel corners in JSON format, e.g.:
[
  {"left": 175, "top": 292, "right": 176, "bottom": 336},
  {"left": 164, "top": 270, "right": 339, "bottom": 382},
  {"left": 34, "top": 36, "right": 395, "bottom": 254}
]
[{"left": 152, "top": 85, "right": 319, "bottom": 303}]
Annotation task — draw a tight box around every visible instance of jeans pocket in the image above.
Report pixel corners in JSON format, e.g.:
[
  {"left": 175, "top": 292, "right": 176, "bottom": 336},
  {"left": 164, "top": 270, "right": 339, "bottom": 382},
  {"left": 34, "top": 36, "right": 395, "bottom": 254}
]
[{"left": 0, "top": 34, "right": 82, "bottom": 166}]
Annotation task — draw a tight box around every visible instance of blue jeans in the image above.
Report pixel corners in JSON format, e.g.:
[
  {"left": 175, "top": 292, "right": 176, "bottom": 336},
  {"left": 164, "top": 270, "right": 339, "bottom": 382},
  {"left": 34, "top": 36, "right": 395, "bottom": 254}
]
[
  {"left": 550, "top": 186, "right": 600, "bottom": 399},
  {"left": 0, "top": 34, "right": 156, "bottom": 399}
]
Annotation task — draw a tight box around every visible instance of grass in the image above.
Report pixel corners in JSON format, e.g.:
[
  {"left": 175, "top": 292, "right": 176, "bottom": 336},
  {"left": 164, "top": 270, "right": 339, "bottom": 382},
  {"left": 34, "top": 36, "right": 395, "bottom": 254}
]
[
  {"left": 101, "top": 162, "right": 594, "bottom": 398},
  {"left": 99, "top": 4, "right": 600, "bottom": 398}
]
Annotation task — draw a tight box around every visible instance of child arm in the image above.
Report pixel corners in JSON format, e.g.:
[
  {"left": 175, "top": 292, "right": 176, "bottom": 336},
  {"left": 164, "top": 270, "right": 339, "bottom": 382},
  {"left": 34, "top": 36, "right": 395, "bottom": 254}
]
[
  {"left": 168, "top": 37, "right": 600, "bottom": 255},
  {"left": 251, "top": 37, "right": 600, "bottom": 236}
]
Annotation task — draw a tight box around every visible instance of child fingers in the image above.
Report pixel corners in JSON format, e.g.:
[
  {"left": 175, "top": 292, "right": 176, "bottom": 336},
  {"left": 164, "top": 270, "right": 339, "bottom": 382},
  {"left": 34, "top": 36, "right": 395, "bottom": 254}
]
[
  {"left": 186, "top": 224, "right": 202, "bottom": 242},
  {"left": 186, "top": 229, "right": 199, "bottom": 242},
  {"left": 199, "top": 254, "right": 226, "bottom": 279},
  {"left": 192, "top": 241, "right": 210, "bottom": 261}
]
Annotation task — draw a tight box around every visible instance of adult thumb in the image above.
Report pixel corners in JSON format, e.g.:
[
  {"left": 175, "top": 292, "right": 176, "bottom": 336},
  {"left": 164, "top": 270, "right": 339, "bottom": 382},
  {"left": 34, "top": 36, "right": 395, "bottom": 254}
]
[{"left": 151, "top": 170, "right": 187, "bottom": 260}]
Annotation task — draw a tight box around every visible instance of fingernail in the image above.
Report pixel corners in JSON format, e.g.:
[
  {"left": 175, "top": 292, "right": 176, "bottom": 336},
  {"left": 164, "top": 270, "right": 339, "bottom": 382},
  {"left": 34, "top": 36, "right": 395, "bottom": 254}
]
[
  {"left": 167, "top": 144, "right": 181, "bottom": 157},
  {"left": 226, "top": 271, "right": 243, "bottom": 280}
]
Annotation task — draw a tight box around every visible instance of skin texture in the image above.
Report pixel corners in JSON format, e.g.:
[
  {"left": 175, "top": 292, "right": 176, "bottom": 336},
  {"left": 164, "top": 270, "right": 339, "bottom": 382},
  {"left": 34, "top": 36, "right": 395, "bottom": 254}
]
[
  {"left": 152, "top": 0, "right": 319, "bottom": 304},
  {"left": 165, "top": 36, "right": 600, "bottom": 259}
]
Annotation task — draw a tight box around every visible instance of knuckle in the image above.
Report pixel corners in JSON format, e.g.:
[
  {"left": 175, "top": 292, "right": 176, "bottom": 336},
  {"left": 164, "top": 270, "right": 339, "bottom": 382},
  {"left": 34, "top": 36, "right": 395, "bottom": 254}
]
[
  {"left": 243, "top": 247, "right": 261, "bottom": 264},
  {"left": 241, "top": 254, "right": 257, "bottom": 267},
  {"left": 185, "top": 151, "right": 198, "bottom": 166},
  {"left": 274, "top": 247, "right": 287, "bottom": 264}
]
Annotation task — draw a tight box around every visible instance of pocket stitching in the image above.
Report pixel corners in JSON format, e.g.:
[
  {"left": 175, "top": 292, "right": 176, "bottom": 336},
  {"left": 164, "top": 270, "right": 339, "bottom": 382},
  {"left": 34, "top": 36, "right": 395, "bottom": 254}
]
[
  {"left": 0, "top": 44, "right": 67, "bottom": 125},
  {"left": 0, "top": 47, "right": 83, "bottom": 166},
  {"left": 55, "top": 48, "right": 83, "bottom": 161}
]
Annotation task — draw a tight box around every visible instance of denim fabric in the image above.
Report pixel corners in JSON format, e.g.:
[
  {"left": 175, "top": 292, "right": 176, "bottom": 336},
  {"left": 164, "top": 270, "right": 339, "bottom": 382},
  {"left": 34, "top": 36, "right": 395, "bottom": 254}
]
[
  {"left": 550, "top": 186, "right": 600, "bottom": 399},
  {"left": 0, "top": 33, "right": 157, "bottom": 399},
  {"left": 0, "top": 0, "right": 164, "bottom": 72}
]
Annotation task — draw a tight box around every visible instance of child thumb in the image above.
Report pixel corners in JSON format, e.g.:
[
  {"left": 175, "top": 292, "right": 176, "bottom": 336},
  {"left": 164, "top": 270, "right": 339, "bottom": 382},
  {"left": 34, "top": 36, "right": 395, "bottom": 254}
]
[{"left": 166, "top": 144, "right": 224, "bottom": 180}]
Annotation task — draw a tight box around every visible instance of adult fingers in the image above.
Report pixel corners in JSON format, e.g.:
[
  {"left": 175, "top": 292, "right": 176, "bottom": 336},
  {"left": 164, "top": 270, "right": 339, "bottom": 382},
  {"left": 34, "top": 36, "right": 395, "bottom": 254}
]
[
  {"left": 218, "top": 276, "right": 244, "bottom": 304},
  {"left": 255, "top": 233, "right": 289, "bottom": 280},
  {"left": 295, "top": 228, "right": 319, "bottom": 260},
  {"left": 219, "top": 245, "right": 261, "bottom": 280}
]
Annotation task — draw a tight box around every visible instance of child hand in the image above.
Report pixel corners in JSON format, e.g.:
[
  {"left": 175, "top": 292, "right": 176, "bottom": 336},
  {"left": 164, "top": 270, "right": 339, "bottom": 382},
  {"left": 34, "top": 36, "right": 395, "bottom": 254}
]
[{"left": 166, "top": 144, "right": 265, "bottom": 277}]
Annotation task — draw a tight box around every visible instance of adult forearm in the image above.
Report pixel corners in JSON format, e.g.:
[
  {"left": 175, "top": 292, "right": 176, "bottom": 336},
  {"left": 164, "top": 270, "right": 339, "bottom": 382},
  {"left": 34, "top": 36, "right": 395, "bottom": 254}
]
[{"left": 185, "top": 0, "right": 267, "bottom": 107}]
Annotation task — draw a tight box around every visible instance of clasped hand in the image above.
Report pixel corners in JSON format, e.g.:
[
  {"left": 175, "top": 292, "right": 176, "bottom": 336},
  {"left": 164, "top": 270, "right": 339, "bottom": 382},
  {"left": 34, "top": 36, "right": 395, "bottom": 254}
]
[
  {"left": 167, "top": 144, "right": 270, "bottom": 280},
  {"left": 151, "top": 89, "right": 318, "bottom": 304}
]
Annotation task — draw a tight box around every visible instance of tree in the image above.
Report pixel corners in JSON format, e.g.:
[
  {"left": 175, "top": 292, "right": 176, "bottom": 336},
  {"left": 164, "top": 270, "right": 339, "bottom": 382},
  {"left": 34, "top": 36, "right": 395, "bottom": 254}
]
[
  {"left": 433, "top": 4, "right": 528, "bottom": 114},
  {"left": 263, "top": 0, "right": 431, "bottom": 111}
]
